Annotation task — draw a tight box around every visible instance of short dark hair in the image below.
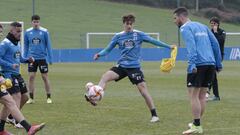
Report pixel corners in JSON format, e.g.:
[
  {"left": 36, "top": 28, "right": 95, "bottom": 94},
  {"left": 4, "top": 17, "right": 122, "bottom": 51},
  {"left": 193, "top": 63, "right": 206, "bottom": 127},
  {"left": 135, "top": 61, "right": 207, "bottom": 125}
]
[
  {"left": 173, "top": 7, "right": 188, "bottom": 17},
  {"left": 32, "top": 15, "right": 40, "bottom": 21},
  {"left": 0, "top": 24, "right": 2, "bottom": 28},
  {"left": 10, "top": 22, "right": 22, "bottom": 27},
  {"left": 122, "top": 14, "right": 135, "bottom": 23},
  {"left": 210, "top": 17, "right": 220, "bottom": 24}
]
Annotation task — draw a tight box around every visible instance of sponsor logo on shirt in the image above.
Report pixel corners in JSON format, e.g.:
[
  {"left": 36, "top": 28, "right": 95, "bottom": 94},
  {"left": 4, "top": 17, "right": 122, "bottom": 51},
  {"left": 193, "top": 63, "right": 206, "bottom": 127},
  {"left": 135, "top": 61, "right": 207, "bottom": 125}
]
[
  {"left": 32, "top": 38, "right": 41, "bottom": 45},
  {"left": 14, "top": 51, "right": 21, "bottom": 59},
  {"left": 123, "top": 39, "right": 135, "bottom": 49},
  {"left": 195, "top": 32, "right": 207, "bottom": 36}
]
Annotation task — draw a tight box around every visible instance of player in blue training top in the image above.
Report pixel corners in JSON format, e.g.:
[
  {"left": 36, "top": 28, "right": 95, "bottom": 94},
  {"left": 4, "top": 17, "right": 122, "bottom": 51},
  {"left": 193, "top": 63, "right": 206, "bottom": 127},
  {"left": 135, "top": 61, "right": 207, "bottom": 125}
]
[
  {"left": 173, "top": 7, "right": 222, "bottom": 134},
  {"left": 24, "top": 15, "right": 53, "bottom": 104},
  {"left": 0, "top": 22, "right": 45, "bottom": 135},
  {"left": 85, "top": 14, "right": 174, "bottom": 123},
  {"left": 0, "top": 22, "right": 34, "bottom": 129}
]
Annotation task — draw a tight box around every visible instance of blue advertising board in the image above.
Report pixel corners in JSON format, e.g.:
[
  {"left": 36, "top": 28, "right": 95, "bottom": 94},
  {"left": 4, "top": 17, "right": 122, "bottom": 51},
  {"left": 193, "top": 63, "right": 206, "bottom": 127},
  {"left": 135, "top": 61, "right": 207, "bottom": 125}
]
[{"left": 52, "top": 47, "right": 240, "bottom": 63}]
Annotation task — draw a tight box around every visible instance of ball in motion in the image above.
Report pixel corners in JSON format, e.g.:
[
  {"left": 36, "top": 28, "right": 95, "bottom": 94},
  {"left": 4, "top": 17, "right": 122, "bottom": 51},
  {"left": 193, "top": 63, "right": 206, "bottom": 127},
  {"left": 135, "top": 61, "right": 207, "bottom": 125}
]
[
  {"left": 85, "top": 82, "right": 94, "bottom": 89},
  {"left": 85, "top": 82, "right": 104, "bottom": 102}
]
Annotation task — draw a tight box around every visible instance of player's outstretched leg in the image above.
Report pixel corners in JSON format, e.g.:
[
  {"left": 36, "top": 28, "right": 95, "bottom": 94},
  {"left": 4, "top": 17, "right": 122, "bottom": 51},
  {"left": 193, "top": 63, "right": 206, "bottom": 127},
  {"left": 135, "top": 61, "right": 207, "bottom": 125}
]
[
  {"left": 84, "top": 70, "right": 118, "bottom": 106},
  {"left": 27, "top": 123, "right": 45, "bottom": 135},
  {"left": 136, "top": 82, "right": 159, "bottom": 123},
  {"left": 0, "top": 94, "right": 45, "bottom": 135}
]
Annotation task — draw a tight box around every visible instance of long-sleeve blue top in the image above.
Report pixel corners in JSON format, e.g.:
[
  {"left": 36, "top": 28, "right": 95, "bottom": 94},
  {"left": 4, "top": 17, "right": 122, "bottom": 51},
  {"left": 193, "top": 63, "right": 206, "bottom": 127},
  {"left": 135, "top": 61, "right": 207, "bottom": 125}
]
[
  {"left": 98, "top": 29, "right": 171, "bottom": 68},
  {"left": 180, "top": 21, "right": 223, "bottom": 73},
  {"left": 0, "top": 38, "right": 29, "bottom": 77},
  {"left": 24, "top": 27, "right": 53, "bottom": 63}
]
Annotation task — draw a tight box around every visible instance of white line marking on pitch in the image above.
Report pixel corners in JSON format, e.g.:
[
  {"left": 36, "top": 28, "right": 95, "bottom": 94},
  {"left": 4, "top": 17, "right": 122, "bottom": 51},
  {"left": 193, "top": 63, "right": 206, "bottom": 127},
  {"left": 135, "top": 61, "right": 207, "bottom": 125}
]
[
  {"left": 159, "top": 127, "right": 240, "bottom": 135},
  {"left": 96, "top": 106, "right": 133, "bottom": 110}
]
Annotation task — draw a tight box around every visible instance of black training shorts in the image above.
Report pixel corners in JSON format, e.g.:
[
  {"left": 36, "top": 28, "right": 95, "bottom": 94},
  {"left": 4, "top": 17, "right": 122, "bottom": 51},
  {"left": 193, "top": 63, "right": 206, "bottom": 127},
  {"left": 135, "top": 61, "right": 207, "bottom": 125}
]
[
  {"left": 110, "top": 66, "right": 145, "bottom": 85},
  {"left": 187, "top": 65, "right": 215, "bottom": 88},
  {"left": 7, "top": 74, "right": 28, "bottom": 95},
  {"left": 28, "top": 59, "right": 48, "bottom": 73}
]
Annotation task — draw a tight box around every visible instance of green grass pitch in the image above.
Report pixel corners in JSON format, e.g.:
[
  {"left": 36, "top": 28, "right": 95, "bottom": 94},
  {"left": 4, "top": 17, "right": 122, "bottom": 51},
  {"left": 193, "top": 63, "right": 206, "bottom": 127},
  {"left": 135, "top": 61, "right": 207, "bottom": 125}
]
[{"left": 3, "top": 61, "right": 239, "bottom": 135}]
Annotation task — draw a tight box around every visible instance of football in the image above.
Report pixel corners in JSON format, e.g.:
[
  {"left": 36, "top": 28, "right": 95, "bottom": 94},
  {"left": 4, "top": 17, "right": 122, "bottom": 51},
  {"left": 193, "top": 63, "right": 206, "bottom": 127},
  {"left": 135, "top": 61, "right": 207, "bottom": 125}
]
[{"left": 85, "top": 83, "right": 104, "bottom": 102}]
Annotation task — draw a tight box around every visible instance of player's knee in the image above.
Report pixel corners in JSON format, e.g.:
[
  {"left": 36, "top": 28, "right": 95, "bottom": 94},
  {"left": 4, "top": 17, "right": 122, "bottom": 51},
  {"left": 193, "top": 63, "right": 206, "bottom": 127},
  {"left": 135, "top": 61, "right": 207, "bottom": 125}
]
[
  {"left": 42, "top": 77, "right": 48, "bottom": 82},
  {"left": 21, "top": 94, "right": 29, "bottom": 103},
  {"left": 12, "top": 93, "right": 21, "bottom": 100},
  {"left": 41, "top": 74, "right": 48, "bottom": 81},
  {"left": 29, "top": 75, "right": 35, "bottom": 81},
  {"left": 137, "top": 82, "right": 146, "bottom": 89},
  {"left": 5, "top": 97, "right": 17, "bottom": 108},
  {"left": 199, "top": 94, "right": 206, "bottom": 101},
  {"left": 137, "top": 83, "right": 148, "bottom": 95}
]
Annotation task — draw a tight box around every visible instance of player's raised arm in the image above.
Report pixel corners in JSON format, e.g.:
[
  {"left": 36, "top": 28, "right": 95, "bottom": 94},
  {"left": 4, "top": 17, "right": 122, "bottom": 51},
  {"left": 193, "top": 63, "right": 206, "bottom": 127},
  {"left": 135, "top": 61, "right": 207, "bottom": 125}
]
[
  {"left": 141, "top": 32, "right": 172, "bottom": 49},
  {"left": 94, "top": 35, "right": 118, "bottom": 60}
]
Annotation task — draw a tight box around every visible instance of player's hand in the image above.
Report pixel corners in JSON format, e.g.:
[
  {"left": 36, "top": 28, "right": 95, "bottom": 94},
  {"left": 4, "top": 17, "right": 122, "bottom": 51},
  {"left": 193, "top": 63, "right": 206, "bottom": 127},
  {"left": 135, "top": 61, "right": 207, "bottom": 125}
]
[
  {"left": 170, "top": 45, "right": 176, "bottom": 50},
  {"left": 12, "top": 64, "right": 19, "bottom": 69},
  {"left": 216, "top": 67, "right": 222, "bottom": 73},
  {"left": 28, "top": 57, "right": 35, "bottom": 63},
  {"left": 213, "top": 25, "right": 218, "bottom": 33},
  {"left": 0, "top": 76, "right": 5, "bottom": 85},
  {"left": 94, "top": 53, "right": 100, "bottom": 60}
]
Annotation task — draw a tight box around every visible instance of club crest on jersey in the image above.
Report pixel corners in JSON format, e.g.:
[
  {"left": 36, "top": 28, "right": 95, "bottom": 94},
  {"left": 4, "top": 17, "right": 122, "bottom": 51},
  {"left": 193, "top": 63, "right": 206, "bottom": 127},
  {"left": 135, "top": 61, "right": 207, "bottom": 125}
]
[
  {"left": 133, "top": 32, "right": 138, "bottom": 40},
  {"left": 32, "top": 38, "right": 41, "bottom": 45},
  {"left": 14, "top": 51, "right": 21, "bottom": 59},
  {"left": 123, "top": 39, "right": 135, "bottom": 48}
]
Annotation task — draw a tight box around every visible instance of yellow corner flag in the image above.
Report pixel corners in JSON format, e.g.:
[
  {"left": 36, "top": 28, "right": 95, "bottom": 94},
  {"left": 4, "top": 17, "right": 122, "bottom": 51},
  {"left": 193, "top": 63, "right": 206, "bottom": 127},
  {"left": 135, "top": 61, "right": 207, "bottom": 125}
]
[{"left": 160, "top": 45, "right": 178, "bottom": 73}]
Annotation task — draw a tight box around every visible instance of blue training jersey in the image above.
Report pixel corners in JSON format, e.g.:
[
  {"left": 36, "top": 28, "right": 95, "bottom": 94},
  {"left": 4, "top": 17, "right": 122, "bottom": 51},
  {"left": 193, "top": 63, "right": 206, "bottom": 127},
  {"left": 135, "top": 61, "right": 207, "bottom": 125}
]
[
  {"left": 0, "top": 38, "right": 28, "bottom": 77},
  {"left": 180, "top": 21, "right": 223, "bottom": 73},
  {"left": 24, "top": 27, "right": 53, "bottom": 63},
  {"left": 98, "top": 29, "right": 171, "bottom": 68}
]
